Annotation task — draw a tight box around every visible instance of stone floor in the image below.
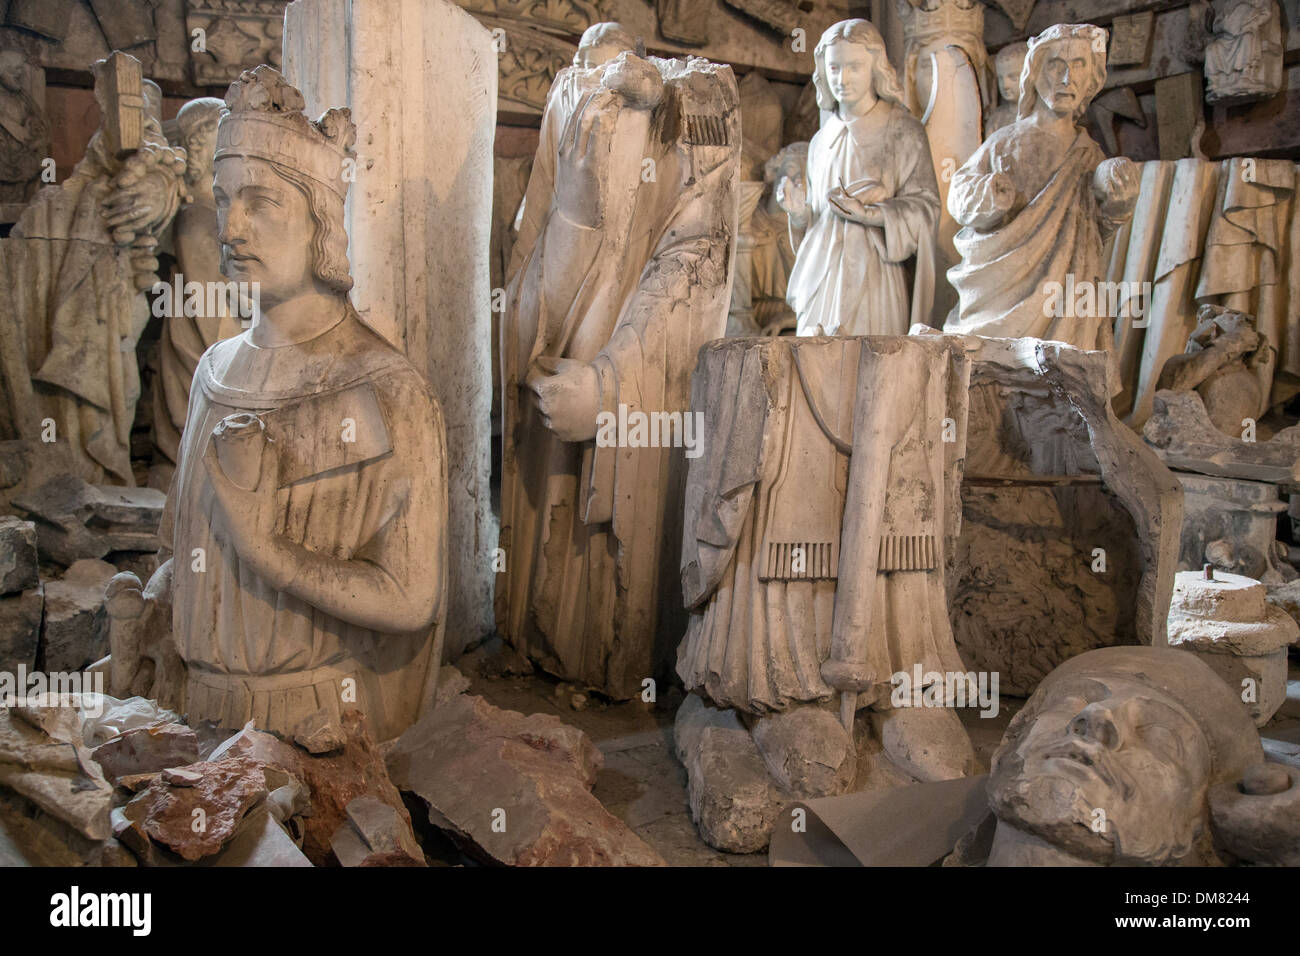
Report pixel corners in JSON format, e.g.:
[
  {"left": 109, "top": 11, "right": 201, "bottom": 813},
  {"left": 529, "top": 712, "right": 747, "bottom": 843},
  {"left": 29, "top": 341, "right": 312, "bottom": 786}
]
[{"left": 463, "top": 666, "right": 1022, "bottom": 866}]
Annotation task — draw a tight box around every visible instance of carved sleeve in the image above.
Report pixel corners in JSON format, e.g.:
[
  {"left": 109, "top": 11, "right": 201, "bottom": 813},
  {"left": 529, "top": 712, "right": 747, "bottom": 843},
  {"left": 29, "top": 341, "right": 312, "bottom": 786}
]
[
  {"left": 947, "top": 137, "right": 1014, "bottom": 231},
  {"left": 876, "top": 113, "right": 941, "bottom": 264}
]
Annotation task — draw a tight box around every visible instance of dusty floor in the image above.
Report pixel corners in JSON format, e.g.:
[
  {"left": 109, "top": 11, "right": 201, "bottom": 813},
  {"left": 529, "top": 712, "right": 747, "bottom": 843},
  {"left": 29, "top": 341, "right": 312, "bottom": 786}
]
[{"left": 464, "top": 665, "right": 1022, "bottom": 865}]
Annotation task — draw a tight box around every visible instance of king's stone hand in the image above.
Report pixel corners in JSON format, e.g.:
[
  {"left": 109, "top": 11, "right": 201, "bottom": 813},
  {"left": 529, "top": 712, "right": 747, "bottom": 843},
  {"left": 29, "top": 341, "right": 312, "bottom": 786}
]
[{"left": 202, "top": 435, "right": 285, "bottom": 581}]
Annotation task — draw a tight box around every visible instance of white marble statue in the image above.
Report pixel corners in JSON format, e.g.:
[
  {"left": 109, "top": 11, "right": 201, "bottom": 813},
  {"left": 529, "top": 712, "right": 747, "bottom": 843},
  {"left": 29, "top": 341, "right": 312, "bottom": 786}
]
[{"left": 781, "top": 19, "right": 940, "bottom": 337}]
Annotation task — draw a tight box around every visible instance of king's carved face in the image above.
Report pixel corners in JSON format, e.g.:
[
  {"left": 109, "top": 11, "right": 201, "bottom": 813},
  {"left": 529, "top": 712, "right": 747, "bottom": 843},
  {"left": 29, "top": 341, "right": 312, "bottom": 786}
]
[
  {"left": 988, "top": 673, "right": 1212, "bottom": 864},
  {"left": 1033, "top": 37, "right": 1096, "bottom": 118},
  {"left": 214, "top": 156, "right": 316, "bottom": 307}
]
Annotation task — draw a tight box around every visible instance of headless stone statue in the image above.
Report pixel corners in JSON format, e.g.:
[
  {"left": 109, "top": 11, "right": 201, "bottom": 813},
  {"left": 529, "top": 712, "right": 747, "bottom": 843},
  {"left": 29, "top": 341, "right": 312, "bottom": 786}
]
[
  {"left": 107, "top": 67, "right": 448, "bottom": 745},
  {"left": 678, "top": 334, "right": 977, "bottom": 835},
  {"left": 498, "top": 49, "right": 740, "bottom": 699}
]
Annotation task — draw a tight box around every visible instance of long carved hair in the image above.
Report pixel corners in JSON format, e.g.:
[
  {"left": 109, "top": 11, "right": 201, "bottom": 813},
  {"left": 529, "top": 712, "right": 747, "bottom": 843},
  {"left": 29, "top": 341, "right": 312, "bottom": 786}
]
[
  {"left": 812, "top": 19, "right": 906, "bottom": 114},
  {"left": 1017, "top": 23, "right": 1108, "bottom": 122},
  {"left": 266, "top": 161, "right": 354, "bottom": 294}
]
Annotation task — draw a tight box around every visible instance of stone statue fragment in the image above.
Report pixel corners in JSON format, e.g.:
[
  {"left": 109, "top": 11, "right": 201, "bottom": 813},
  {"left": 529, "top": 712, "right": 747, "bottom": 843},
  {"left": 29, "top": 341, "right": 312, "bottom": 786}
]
[{"left": 106, "top": 67, "right": 448, "bottom": 745}]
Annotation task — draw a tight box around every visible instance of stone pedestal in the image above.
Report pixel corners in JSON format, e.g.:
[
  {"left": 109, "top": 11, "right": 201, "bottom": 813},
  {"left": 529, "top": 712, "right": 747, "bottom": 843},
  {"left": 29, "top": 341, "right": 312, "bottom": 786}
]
[
  {"left": 1176, "top": 473, "right": 1287, "bottom": 581},
  {"left": 1167, "top": 569, "right": 1296, "bottom": 726},
  {"left": 283, "top": 0, "right": 498, "bottom": 656}
]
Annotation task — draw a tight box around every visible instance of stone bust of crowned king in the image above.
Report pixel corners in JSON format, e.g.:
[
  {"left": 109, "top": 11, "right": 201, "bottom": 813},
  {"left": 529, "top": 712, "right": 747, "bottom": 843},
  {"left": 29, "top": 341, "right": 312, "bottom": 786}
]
[{"left": 108, "top": 66, "right": 449, "bottom": 745}]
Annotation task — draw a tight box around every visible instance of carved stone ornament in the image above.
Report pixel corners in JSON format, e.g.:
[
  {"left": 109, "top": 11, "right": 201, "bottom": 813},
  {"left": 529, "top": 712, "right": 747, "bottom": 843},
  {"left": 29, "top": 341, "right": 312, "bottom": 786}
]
[{"left": 186, "top": 0, "right": 289, "bottom": 87}]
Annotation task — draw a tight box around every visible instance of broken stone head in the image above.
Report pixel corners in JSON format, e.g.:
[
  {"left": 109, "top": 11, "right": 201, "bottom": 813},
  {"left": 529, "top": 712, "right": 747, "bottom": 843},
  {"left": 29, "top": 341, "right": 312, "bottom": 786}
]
[{"left": 985, "top": 645, "right": 1299, "bottom": 866}]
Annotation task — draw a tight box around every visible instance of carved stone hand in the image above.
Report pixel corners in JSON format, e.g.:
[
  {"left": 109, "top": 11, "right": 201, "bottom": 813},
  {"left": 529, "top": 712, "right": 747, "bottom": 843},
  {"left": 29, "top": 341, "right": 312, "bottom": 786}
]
[
  {"left": 202, "top": 435, "right": 284, "bottom": 578},
  {"left": 827, "top": 186, "right": 886, "bottom": 227},
  {"left": 776, "top": 173, "right": 809, "bottom": 226},
  {"left": 1093, "top": 156, "right": 1140, "bottom": 221},
  {"left": 524, "top": 357, "right": 601, "bottom": 442}
]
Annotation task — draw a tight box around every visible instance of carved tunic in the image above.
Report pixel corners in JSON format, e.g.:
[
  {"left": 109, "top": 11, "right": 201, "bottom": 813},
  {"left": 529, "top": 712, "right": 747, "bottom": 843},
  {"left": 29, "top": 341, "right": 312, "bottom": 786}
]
[
  {"left": 163, "top": 311, "right": 447, "bottom": 741},
  {"left": 678, "top": 337, "right": 970, "bottom": 714}
]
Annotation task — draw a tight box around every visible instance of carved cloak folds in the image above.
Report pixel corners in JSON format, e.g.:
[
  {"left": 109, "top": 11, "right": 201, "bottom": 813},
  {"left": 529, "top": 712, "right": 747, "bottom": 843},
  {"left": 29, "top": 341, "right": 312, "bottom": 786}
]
[{"left": 498, "top": 57, "right": 740, "bottom": 698}]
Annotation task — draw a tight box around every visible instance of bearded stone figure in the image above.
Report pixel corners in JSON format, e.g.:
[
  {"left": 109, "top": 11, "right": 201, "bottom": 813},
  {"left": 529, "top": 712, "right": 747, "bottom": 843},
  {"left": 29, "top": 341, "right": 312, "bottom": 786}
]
[
  {"left": 781, "top": 19, "right": 940, "bottom": 337},
  {"left": 106, "top": 66, "right": 448, "bottom": 746},
  {"left": 943, "top": 24, "right": 1140, "bottom": 353}
]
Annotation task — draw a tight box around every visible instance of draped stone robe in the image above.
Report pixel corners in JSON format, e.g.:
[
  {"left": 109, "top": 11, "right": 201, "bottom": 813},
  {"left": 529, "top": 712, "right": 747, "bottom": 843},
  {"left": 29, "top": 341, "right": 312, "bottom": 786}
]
[
  {"left": 786, "top": 101, "right": 939, "bottom": 337},
  {"left": 1, "top": 133, "right": 147, "bottom": 485},
  {"left": 498, "top": 58, "right": 740, "bottom": 699},
  {"left": 678, "top": 335, "right": 971, "bottom": 714},
  {"left": 164, "top": 309, "right": 447, "bottom": 742},
  {"left": 944, "top": 124, "right": 1121, "bottom": 352}
]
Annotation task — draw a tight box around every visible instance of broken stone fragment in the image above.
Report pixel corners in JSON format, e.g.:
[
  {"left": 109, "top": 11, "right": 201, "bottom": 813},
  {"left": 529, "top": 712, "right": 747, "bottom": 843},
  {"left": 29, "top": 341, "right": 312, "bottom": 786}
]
[
  {"left": 161, "top": 766, "right": 203, "bottom": 787},
  {"left": 0, "top": 705, "right": 113, "bottom": 841},
  {"left": 1, "top": 794, "right": 136, "bottom": 867},
  {"left": 330, "top": 795, "right": 425, "bottom": 866},
  {"left": 11, "top": 474, "right": 164, "bottom": 566},
  {"left": 0, "top": 586, "right": 42, "bottom": 672},
  {"left": 211, "top": 711, "right": 412, "bottom": 866},
  {"left": 80, "top": 695, "right": 184, "bottom": 748},
  {"left": 41, "top": 559, "right": 116, "bottom": 672},
  {"left": 1144, "top": 389, "right": 1300, "bottom": 483},
  {"left": 675, "top": 693, "right": 790, "bottom": 854},
  {"left": 1210, "top": 762, "right": 1300, "bottom": 866},
  {"left": 1264, "top": 579, "right": 1300, "bottom": 647},
  {"left": 1167, "top": 570, "right": 1298, "bottom": 725},
  {"left": 122, "top": 754, "right": 272, "bottom": 862},
  {"left": 290, "top": 710, "right": 346, "bottom": 755},
  {"left": 91, "top": 724, "right": 200, "bottom": 782},
  {"left": 387, "top": 692, "right": 665, "bottom": 866},
  {"left": 0, "top": 516, "right": 38, "bottom": 595}
]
